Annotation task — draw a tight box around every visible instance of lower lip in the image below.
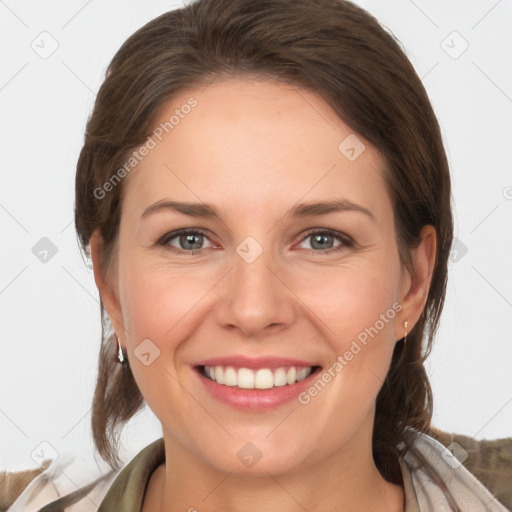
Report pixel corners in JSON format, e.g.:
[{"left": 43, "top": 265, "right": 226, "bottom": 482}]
[{"left": 194, "top": 366, "right": 321, "bottom": 411}]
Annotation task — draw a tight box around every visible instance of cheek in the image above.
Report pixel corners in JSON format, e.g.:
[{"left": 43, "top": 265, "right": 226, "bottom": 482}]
[
  {"left": 118, "top": 252, "right": 212, "bottom": 340},
  {"left": 338, "top": 272, "right": 399, "bottom": 348},
  {"left": 117, "top": 267, "right": 194, "bottom": 423},
  {"left": 294, "top": 257, "right": 402, "bottom": 410},
  {"left": 297, "top": 257, "right": 401, "bottom": 349},
  {"left": 116, "top": 256, "right": 219, "bottom": 396}
]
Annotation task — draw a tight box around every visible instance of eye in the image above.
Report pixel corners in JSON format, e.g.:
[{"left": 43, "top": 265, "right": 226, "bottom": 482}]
[
  {"left": 158, "top": 229, "right": 215, "bottom": 253},
  {"left": 297, "top": 229, "right": 354, "bottom": 253},
  {"left": 157, "top": 228, "right": 354, "bottom": 255}
]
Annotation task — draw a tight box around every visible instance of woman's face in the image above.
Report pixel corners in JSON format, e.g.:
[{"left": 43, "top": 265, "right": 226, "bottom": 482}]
[{"left": 95, "top": 77, "right": 433, "bottom": 475}]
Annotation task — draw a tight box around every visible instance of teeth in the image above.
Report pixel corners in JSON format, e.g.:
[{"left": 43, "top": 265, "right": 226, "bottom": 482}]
[
  {"left": 273, "top": 368, "right": 288, "bottom": 386},
  {"left": 255, "top": 369, "right": 274, "bottom": 389},
  {"left": 238, "top": 368, "right": 254, "bottom": 389},
  {"left": 296, "top": 367, "right": 310, "bottom": 382},
  {"left": 203, "top": 365, "right": 314, "bottom": 389},
  {"left": 224, "top": 366, "right": 238, "bottom": 386},
  {"left": 286, "top": 367, "right": 297, "bottom": 385}
]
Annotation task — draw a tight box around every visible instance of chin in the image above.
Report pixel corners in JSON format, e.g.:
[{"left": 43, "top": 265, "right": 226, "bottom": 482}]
[{"left": 194, "top": 435, "right": 316, "bottom": 477}]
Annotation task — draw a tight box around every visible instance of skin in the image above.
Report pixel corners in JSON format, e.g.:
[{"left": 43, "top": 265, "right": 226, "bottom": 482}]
[{"left": 91, "top": 76, "right": 436, "bottom": 512}]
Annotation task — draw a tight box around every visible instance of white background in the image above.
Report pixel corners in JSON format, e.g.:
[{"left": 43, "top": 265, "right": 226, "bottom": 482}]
[{"left": 1, "top": 0, "right": 511, "bottom": 472}]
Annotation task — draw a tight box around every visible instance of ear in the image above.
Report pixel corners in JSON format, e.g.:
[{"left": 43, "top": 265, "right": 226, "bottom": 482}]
[
  {"left": 397, "top": 225, "right": 437, "bottom": 338},
  {"left": 89, "top": 230, "right": 126, "bottom": 343}
]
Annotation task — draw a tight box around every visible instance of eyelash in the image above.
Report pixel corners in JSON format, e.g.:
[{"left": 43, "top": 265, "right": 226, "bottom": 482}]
[{"left": 157, "top": 228, "right": 355, "bottom": 255}]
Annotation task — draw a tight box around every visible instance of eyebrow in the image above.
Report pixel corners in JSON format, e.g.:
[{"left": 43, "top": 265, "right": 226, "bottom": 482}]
[{"left": 141, "top": 199, "right": 376, "bottom": 222}]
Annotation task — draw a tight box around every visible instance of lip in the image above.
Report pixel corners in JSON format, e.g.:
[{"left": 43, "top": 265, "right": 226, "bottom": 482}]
[
  {"left": 192, "top": 363, "right": 322, "bottom": 411},
  {"left": 193, "top": 355, "right": 319, "bottom": 369}
]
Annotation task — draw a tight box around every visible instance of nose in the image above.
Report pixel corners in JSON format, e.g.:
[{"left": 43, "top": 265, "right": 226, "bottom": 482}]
[{"left": 214, "top": 243, "right": 297, "bottom": 337}]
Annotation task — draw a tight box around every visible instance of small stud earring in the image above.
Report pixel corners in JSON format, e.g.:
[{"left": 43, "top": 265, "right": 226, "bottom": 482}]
[{"left": 404, "top": 321, "right": 408, "bottom": 345}]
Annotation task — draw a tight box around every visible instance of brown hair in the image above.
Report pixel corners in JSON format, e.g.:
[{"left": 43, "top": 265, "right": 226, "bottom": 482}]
[{"left": 75, "top": 0, "right": 453, "bottom": 489}]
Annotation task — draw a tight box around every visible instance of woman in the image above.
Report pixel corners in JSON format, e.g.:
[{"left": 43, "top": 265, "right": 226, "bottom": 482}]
[{"left": 6, "top": 0, "right": 511, "bottom": 510}]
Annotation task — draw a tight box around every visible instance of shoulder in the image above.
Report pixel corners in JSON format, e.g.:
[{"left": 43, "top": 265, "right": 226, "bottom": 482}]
[
  {"left": 3, "top": 438, "right": 165, "bottom": 512},
  {"left": 402, "top": 426, "right": 512, "bottom": 511},
  {"left": 0, "top": 461, "right": 51, "bottom": 511},
  {"left": 428, "top": 426, "right": 512, "bottom": 510},
  {"left": 2, "top": 451, "right": 119, "bottom": 512}
]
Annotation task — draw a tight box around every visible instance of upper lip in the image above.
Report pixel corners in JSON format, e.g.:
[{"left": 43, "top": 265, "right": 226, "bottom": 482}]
[{"left": 193, "top": 356, "right": 321, "bottom": 369}]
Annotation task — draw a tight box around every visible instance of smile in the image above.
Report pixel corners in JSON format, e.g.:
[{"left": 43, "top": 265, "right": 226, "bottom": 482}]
[{"left": 200, "top": 365, "right": 319, "bottom": 390}]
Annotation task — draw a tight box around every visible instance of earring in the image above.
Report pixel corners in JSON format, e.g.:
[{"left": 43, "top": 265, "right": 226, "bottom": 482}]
[
  {"left": 403, "top": 321, "right": 408, "bottom": 345},
  {"left": 116, "top": 335, "right": 126, "bottom": 364}
]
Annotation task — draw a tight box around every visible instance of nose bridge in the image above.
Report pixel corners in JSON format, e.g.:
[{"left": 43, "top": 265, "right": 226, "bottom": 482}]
[{"left": 215, "top": 234, "right": 295, "bottom": 335}]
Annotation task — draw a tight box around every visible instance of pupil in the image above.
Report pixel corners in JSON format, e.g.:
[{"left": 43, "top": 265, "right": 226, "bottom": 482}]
[
  {"left": 312, "top": 233, "right": 333, "bottom": 250},
  {"left": 181, "top": 233, "right": 203, "bottom": 250}
]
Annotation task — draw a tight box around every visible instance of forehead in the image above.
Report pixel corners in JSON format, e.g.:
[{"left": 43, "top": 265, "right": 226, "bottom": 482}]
[{"left": 122, "top": 77, "right": 391, "bottom": 221}]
